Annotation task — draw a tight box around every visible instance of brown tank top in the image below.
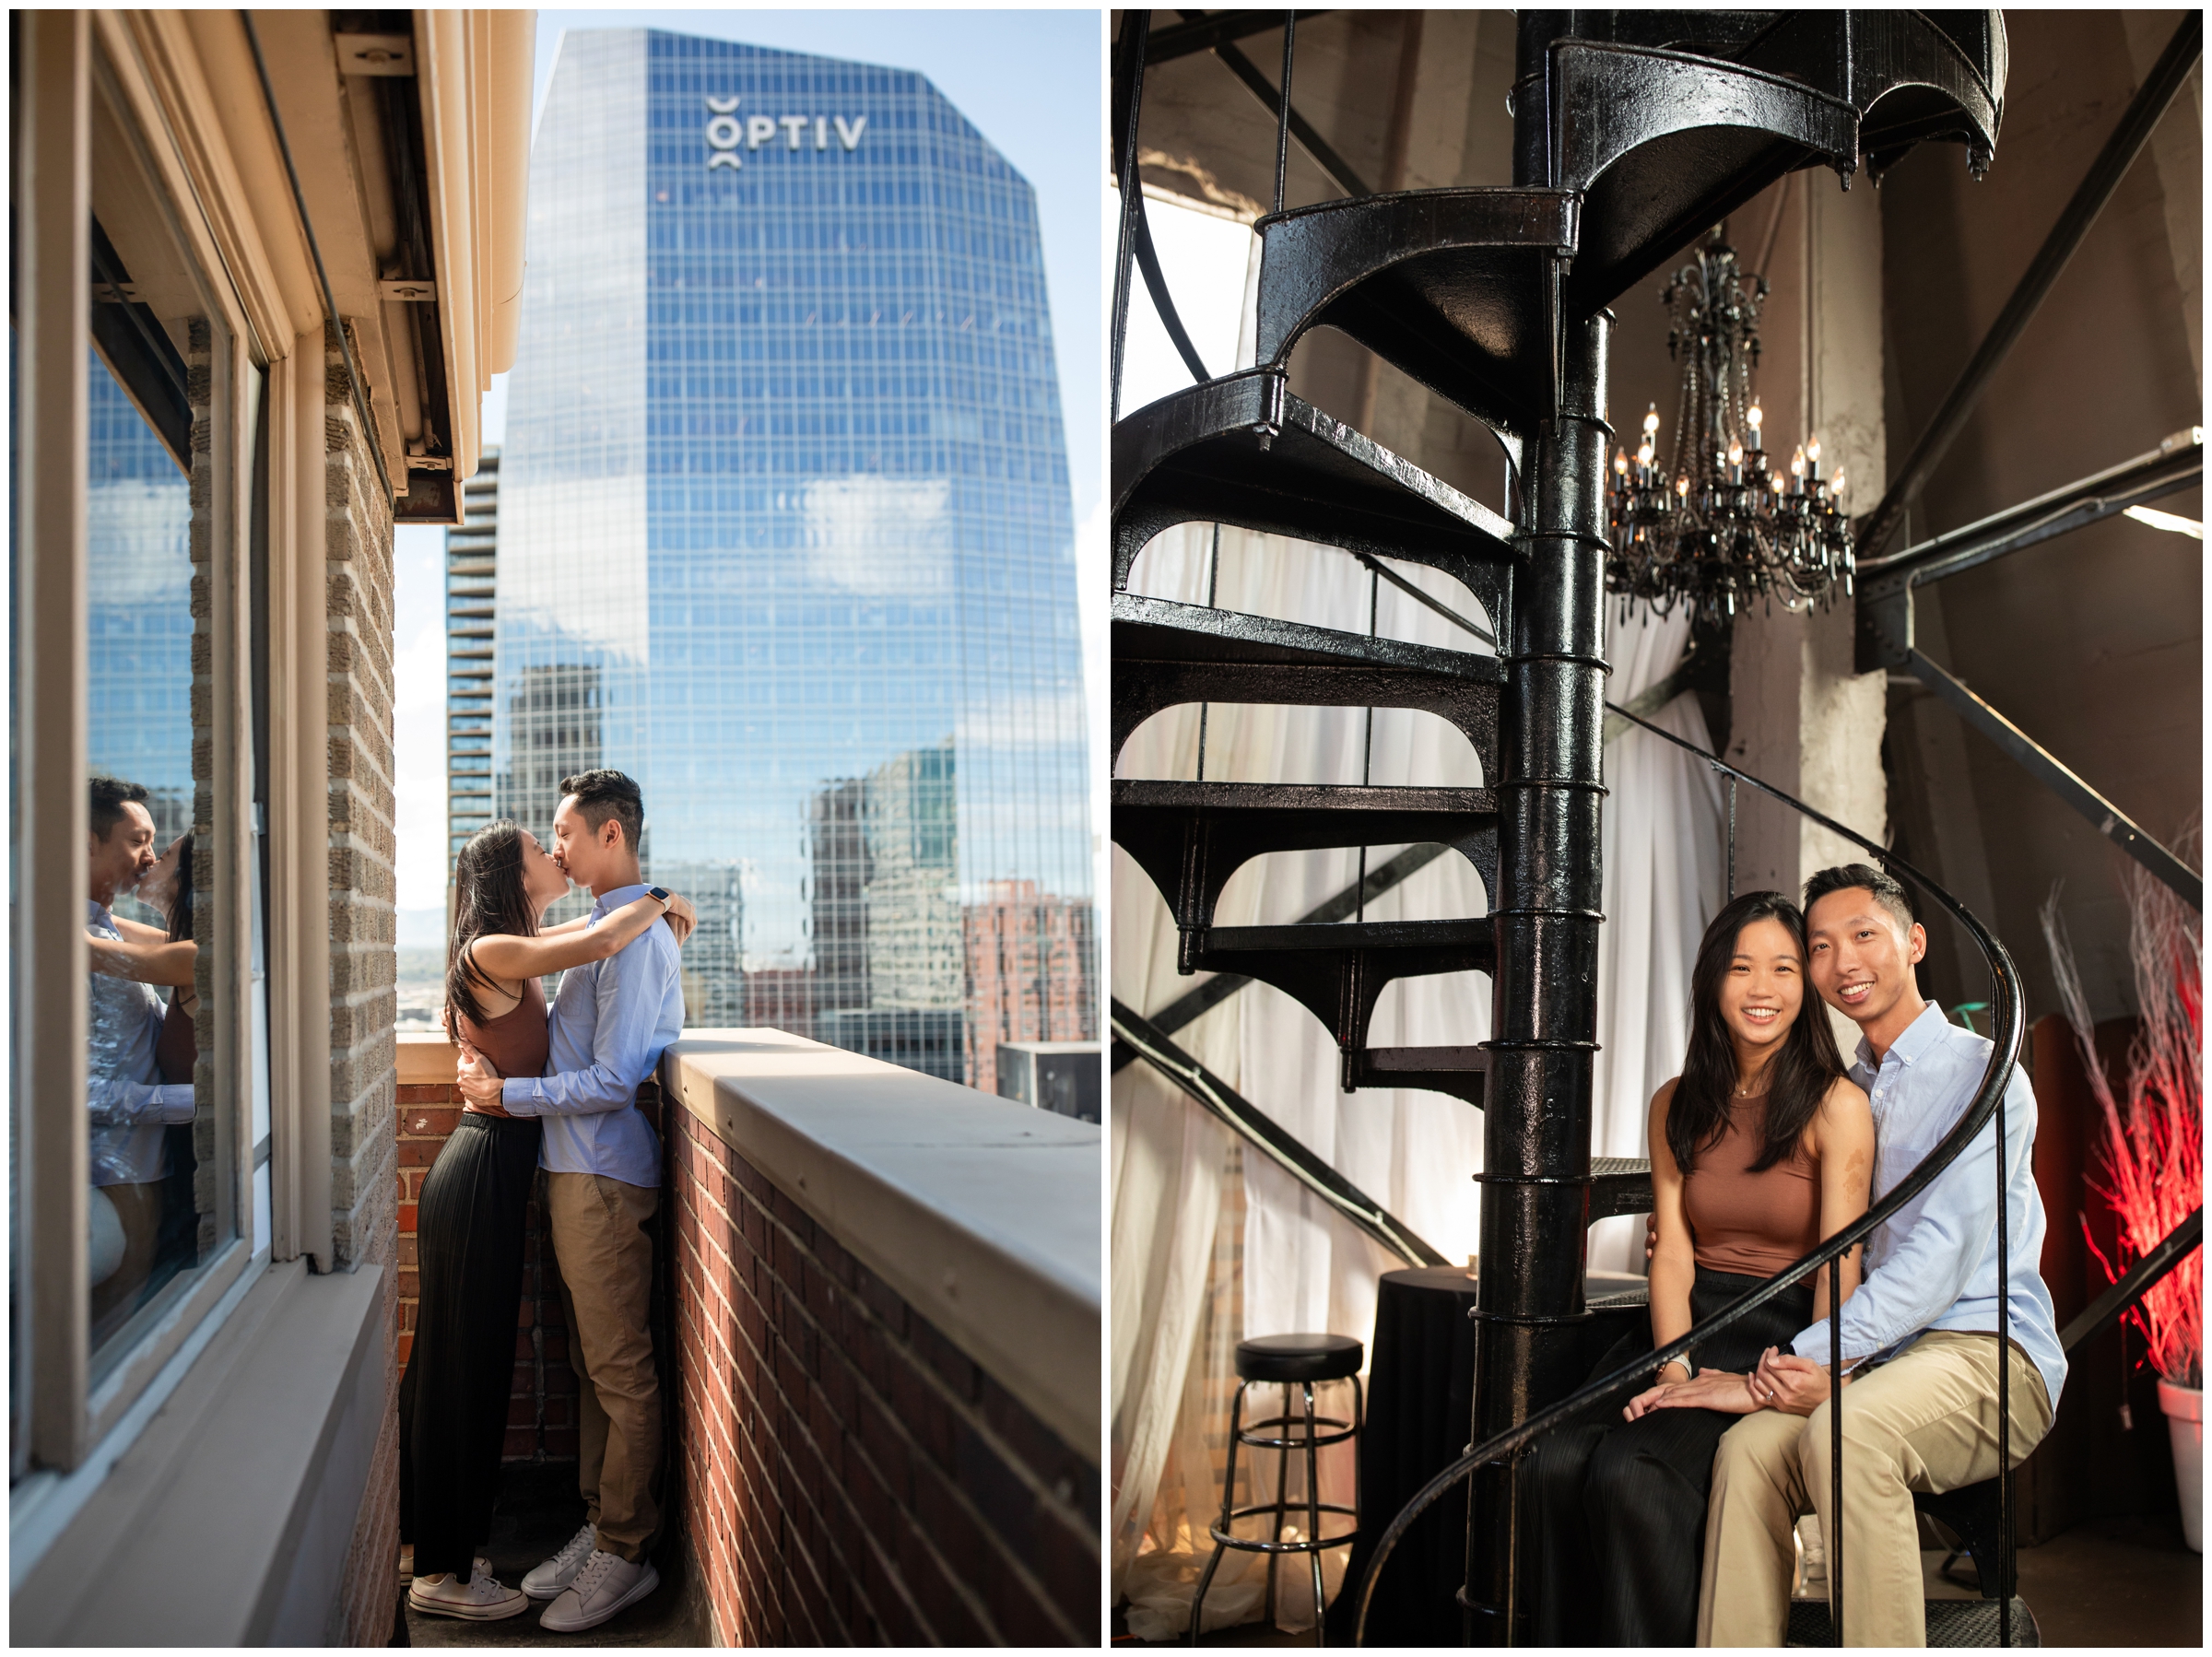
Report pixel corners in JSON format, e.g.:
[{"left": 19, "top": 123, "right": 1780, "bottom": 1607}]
[
  {"left": 1680, "top": 1092, "right": 1822, "bottom": 1276},
  {"left": 156, "top": 993, "right": 196, "bottom": 1086},
  {"left": 452, "top": 974, "right": 550, "bottom": 1083}
]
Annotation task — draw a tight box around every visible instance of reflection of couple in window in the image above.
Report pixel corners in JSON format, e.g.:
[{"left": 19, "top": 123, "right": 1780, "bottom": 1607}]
[
  {"left": 1526, "top": 865, "right": 2065, "bottom": 1647},
  {"left": 82, "top": 775, "right": 199, "bottom": 1344}
]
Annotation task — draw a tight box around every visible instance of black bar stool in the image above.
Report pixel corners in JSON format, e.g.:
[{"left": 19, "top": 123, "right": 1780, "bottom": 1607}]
[{"left": 1190, "top": 1334, "right": 1364, "bottom": 1645}]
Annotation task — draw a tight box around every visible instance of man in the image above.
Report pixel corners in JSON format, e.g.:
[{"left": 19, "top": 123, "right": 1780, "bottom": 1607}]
[
  {"left": 1698, "top": 864, "right": 2065, "bottom": 1646},
  {"left": 456, "top": 770, "right": 683, "bottom": 1635},
  {"left": 84, "top": 776, "right": 196, "bottom": 1340}
]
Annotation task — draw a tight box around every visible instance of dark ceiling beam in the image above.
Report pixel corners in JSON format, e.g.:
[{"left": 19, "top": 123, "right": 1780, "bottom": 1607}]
[
  {"left": 1859, "top": 427, "right": 2203, "bottom": 587},
  {"left": 1179, "top": 9, "right": 1371, "bottom": 200},
  {"left": 1856, "top": 11, "right": 2202, "bottom": 560},
  {"left": 1143, "top": 8, "right": 1330, "bottom": 65}
]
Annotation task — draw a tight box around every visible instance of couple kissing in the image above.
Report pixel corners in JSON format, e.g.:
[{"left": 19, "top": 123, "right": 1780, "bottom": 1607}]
[
  {"left": 1529, "top": 863, "right": 2064, "bottom": 1647},
  {"left": 399, "top": 770, "right": 690, "bottom": 1632}
]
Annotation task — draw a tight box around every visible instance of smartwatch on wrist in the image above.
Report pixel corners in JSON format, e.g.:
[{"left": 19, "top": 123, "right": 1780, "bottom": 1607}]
[{"left": 645, "top": 885, "right": 673, "bottom": 907}]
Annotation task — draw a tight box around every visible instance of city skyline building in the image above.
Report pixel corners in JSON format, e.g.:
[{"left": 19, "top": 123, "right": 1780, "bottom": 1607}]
[
  {"left": 446, "top": 448, "right": 500, "bottom": 866},
  {"left": 493, "top": 28, "right": 1092, "bottom": 1076}
]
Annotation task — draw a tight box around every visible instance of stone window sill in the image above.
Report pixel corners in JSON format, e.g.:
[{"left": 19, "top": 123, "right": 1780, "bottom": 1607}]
[{"left": 10, "top": 1258, "right": 387, "bottom": 1644}]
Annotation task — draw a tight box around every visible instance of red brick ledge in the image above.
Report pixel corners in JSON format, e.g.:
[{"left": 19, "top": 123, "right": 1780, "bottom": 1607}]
[{"left": 657, "top": 1029, "right": 1100, "bottom": 1460}]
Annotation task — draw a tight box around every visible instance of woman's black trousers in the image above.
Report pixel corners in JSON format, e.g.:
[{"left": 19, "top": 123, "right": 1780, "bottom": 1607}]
[
  {"left": 1525, "top": 1267, "right": 1818, "bottom": 1646},
  {"left": 398, "top": 1111, "right": 543, "bottom": 1579}
]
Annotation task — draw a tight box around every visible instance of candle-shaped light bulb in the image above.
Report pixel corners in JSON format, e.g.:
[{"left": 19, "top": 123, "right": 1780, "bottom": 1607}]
[
  {"left": 1830, "top": 467, "right": 1847, "bottom": 499},
  {"left": 1636, "top": 440, "right": 1654, "bottom": 469},
  {"left": 1642, "top": 403, "right": 1661, "bottom": 438},
  {"left": 1771, "top": 471, "right": 1785, "bottom": 494},
  {"left": 1676, "top": 475, "right": 1690, "bottom": 499},
  {"left": 1806, "top": 436, "right": 1822, "bottom": 464},
  {"left": 1747, "top": 402, "right": 1763, "bottom": 434},
  {"left": 1727, "top": 439, "right": 1744, "bottom": 469},
  {"left": 1615, "top": 449, "right": 1630, "bottom": 476},
  {"left": 1790, "top": 445, "right": 1806, "bottom": 478}
]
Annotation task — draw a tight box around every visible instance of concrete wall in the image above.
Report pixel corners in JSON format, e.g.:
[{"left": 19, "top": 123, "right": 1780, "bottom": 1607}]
[{"left": 1877, "top": 9, "right": 2202, "bottom": 1022}]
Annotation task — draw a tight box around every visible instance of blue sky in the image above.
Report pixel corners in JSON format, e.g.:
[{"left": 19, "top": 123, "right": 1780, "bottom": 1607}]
[{"left": 394, "top": 8, "right": 1103, "bottom": 922}]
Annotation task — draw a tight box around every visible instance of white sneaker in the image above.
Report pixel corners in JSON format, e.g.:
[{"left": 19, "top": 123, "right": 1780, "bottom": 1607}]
[
  {"left": 407, "top": 1558, "right": 530, "bottom": 1621},
  {"left": 538, "top": 1549, "right": 659, "bottom": 1633},
  {"left": 523, "top": 1522, "right": 598, "bottom": 1601}
]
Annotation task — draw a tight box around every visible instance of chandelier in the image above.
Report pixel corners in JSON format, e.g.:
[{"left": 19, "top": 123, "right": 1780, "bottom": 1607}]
[{"left": 1605, "top": 234, "right": 1854, "bottom": 624}]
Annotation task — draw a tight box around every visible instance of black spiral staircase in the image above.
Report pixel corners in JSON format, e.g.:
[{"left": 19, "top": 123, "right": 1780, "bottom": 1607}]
[{"left": 1112, "top": 8, "right": 2202, "bottom": 1648}]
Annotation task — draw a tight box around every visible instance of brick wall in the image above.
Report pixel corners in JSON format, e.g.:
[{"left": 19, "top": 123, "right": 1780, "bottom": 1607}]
[
  {"left": 667, "top": 1101, "right": 1100, "bottom": 1646},
  {"left": 321, "top": 320, "right": 403, "bottom": 1647},
  {"left": 394, "top": 1063, "right": 653, "bottom": 1464}
]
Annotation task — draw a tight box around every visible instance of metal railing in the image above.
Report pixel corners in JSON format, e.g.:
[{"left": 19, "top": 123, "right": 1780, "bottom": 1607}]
[{"left": 1352, "top": 701, "right": 2033, "bottom": 1646}]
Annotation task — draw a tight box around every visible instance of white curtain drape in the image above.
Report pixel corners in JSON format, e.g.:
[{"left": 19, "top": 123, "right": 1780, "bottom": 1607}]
[
  {"left": 1109, "top": 220, "right": 1728, "bottom": 1627},
  {"left": 1591, "top": 609, "right": 1728, "bottom": 1267}
]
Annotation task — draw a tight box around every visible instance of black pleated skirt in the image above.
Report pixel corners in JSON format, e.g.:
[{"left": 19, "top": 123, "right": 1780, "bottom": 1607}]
[
  {"left": 398, "top": 1111, "right": 543, "bottom": 1578},
  {"left": 1525, "top": 1266, "right": 1818, "bottom": 1647}
]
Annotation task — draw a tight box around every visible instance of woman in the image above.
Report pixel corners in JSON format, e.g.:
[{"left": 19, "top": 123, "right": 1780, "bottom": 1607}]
[
  {"left": 1526, "top": 890, "right": 1873, "bottom": 1646},
  {"left": 401, "top": 821, "right": 694, "bottom": 1621}
]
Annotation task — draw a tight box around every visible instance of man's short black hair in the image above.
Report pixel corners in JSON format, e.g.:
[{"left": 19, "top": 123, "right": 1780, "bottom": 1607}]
[
  {"left": 1804, "top": 862, "right": 1915, "bottom": 936},
  {"left": 90, "top": 775, "right": 150, "bottom": 840},
  {"left": 558, "top": 769, "right": 643, "bottom": 852}
]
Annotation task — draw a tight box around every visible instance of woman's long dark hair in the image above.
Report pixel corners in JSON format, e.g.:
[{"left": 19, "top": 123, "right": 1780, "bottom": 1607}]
[
  {"left": 1666, "top": 890, "right": 1847, "bottom": 1176},
  {"left": 445, "top": 822, "right": 537, "bottom": 1035},
  {"left": 165, "top": 831, "right": 194, "bottom": 942}
]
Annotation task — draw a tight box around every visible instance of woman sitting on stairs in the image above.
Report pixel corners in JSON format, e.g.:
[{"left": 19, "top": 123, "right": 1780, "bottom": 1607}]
[{"left": 1524, "top": 889, "right": 1874, "bottom": 1645}]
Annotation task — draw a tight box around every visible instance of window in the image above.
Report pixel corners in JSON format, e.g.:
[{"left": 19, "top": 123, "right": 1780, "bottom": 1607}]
[{"left": 13, "top": 18, "right": 266, "bottom": 1481}]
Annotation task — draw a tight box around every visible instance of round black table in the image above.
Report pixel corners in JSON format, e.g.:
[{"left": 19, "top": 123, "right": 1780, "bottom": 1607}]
[{"left": 1324, "top": 1265, "right": 1650, "bottom": 1645}]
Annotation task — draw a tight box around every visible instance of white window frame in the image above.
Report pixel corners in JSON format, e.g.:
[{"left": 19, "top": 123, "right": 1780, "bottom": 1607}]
[{"left": 12, "top": 8, "right": 336, "bottom": 1493}]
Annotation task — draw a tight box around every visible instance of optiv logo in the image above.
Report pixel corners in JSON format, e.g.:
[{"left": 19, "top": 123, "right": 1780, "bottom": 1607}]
[{"left": 703, "top": 96, "right": 867, "bottom": 170}]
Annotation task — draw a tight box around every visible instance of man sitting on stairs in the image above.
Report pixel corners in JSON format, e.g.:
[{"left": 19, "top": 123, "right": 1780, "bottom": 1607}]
[{"left": 1696, "top": 864, "right": 2065, "bottom": 1647}]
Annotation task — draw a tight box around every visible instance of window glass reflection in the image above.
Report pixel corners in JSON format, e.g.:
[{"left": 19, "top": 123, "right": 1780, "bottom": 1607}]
[{"left": 84, "top": 347, "right": 203, "bottom": 1357}]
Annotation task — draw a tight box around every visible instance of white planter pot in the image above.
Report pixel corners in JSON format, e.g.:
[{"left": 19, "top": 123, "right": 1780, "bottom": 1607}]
[{"left": 2156, "top": 1379, "right": 2202, "bottom": 1554}]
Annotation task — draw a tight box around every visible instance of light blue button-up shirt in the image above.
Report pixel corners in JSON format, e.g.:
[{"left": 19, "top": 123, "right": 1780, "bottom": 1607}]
[
  {"left": 87, "top": 899, "right": 196, "bottom": 1187},
  {"left": 1793, "top": 1001, "right": 2065, "bottom": 1409},
  {"left": 500, "top": 883, "right": 684, "bottom": 1187}
]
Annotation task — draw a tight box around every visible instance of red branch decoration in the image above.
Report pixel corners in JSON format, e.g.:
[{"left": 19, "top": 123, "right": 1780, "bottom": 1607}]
[{"left": 2043, "top": 836, "right": 2204, "bottom": 1389}]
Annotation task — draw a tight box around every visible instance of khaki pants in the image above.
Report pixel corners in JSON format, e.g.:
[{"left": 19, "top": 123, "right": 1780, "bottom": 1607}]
[
  {"left": 547, "top": 1172, "right": 662, "bottom": 1564},
  {"left": 1699, "top": 1330, "right": 2053, "bottom": 1647},
  {"left": 89, "top": 1180, "right": 163, "bottom": 1335}
]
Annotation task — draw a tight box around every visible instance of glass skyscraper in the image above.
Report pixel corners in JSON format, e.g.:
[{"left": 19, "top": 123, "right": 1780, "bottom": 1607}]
[
  {"left": 446, "top": 449, "right": 500, "bottom": 867},
  {"left": 495, "top": 29, "right": 1092, "bottom": 1083},
  {"left": 88, "top": 351, "right": 193, "bottom": 848}
]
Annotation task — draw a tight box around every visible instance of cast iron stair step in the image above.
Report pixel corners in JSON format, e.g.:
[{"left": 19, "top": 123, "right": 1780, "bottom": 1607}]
[
  {"left": 1111, "top": 368, "right": 1515, "bottom": 640},
  {"left": 1191, "top": 917, "right": 1495, "bottom": 1070},
  {"left": 1724, "top": 11, "right": 2005, "bottom": 182},
  {"left": 1245, "top": 20, "right": 2000, "bottom": 420},
  {"left": 1786, "top": 1597, "right": 2037, "bottom": 1648},
  {"left": 1347, "top": 1044, "right": 1488, "bottom": 1108},
  {"left": 1111, "top": 779, "right": 1498, "bottom": 954},
  {"left": 1111, "top": 593, "right": 1502, "bottom": 769},
  {"left": 1589, "top": 1156, "right": 1654, "bottom": 1223},
  {"left": 1531, "top": 18, "right": 1999, "bottom": 313},
  {"left": 1247, "top": 57, "right": 1853, "bottom": 423},
  {"left": 1246, "top": 189, "right": 1579, "bottom": 439}
]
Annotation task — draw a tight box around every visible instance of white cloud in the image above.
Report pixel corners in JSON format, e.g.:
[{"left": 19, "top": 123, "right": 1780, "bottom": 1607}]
[{"left": 803, "top": 476, "right": 952, "bottom": 598}]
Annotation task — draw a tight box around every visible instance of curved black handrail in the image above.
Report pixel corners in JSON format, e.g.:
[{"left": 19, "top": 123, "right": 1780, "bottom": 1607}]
[{"left": 1352, "top": 699, "right": 2030, "bottom": 1644}]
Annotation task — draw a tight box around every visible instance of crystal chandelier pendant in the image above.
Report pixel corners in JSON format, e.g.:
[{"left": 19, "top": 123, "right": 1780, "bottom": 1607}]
[{"left": 1605, "top": 230, "right": 1853, "bottom": 627}]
